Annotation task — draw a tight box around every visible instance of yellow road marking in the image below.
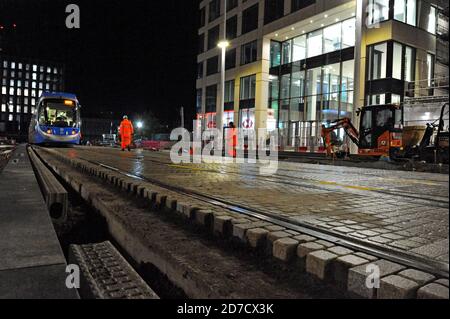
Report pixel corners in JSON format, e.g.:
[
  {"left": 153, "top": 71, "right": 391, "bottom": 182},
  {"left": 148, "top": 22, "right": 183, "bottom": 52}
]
[
  {"left": 168, "top": 164, "right": 382, "bottom": 191},
  {"left": 168, "top": 164, "right": 207, "bottom": 172},
  {"left": 317, "top": 181, "right": 381, "bottom": 191}
]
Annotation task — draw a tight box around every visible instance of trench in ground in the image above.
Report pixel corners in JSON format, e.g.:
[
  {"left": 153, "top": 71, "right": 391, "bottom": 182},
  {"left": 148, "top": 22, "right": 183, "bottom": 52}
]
[
  {"left": 42, "top": 150, "right": 348, "bottom": 299},
  {"left": 45, "top": 157, "right": 186, "bottom": 299}
]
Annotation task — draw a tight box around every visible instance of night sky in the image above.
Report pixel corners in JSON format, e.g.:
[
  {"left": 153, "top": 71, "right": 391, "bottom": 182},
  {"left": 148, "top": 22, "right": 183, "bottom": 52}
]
[{"left": 0, "top": 0, "right": 199, "bottom": 128}]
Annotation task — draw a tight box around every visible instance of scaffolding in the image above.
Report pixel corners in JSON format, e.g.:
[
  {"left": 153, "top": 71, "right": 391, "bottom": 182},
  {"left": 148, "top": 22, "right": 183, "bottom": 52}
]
[{"left": 403, "top": 76, "right": 449, "bottom": 127}]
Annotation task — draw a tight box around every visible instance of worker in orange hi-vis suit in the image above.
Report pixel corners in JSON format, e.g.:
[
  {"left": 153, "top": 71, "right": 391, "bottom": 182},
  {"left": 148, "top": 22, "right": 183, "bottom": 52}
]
[
  {"left": 119, "top": 115, "right": 134, "bottom": 151},
  {"left": 226, "top": 122, "right": 237, "bottom": 158}
]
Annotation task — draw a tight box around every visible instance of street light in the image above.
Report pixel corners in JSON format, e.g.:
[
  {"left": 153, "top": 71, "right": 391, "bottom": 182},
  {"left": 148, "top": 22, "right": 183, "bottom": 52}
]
[
  {"left": 136, "top": 121, "right": 143, "bottom": 129},
  {"left": 217, "top": 40, "right": 230, "bottom": 49},
  {"left": 217, "top": 0, "right": 228, "bottom": 136}
]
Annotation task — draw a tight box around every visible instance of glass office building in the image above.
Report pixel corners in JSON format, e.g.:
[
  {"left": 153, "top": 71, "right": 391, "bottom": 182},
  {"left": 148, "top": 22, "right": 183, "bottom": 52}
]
[
  {"left": 196, "top": 0, "right": 448, "bottom": 151},
  {"left": 0, "top": 55, "right": 64, "bottom": 140}
]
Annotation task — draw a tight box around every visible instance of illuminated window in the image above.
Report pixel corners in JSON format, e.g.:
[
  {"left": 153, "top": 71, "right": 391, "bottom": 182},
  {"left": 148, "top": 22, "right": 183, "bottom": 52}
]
[
  {"left": 323, "top": 23, "right": 341, "bottom": 53},
  {"left": 392, "top": 94, "right": 401, "bottom": 105},
  {"left": 292, "top": 35, "right": 306, "bottom": 61},
  {"left": 368, "top": 42, "right": 388, "bottom": 80},
  {"left": 404, "top": 46, "right": 415, "bottom": 82},
  {"left": 394, "top": 0, "right": 416, "bottom": 26},
  {"left": 240, "top": 74, "right": 256, "bottom": 100},
  {"left": 241, "top": 41, "right": 258, "bottom": 65},
  {"left": 270, "top": 41, "right": 281, "bottom": 67},
  {"left": 427, "top": 6, "right": 436, "bottom": 34},
  {"left": 368, "top": 0, "right": 389, "bottom": 25},
  {"left": 307, "top": 30, "right": 323, "bottom": 58},
  {"left": 427, "top": 54, "right": 435, "bottom": 87},
  {"left": 392, "top": 42, "right": 403, "bottom": 80},
  {"left": 341, "top": 18, "right": 356, "bottom": 48}
]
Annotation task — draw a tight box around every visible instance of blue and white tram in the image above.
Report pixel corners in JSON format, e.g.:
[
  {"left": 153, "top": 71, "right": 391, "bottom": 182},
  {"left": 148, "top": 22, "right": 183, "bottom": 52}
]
[{"left": 29, "top": 92, "right": 81, "bottom": 145}]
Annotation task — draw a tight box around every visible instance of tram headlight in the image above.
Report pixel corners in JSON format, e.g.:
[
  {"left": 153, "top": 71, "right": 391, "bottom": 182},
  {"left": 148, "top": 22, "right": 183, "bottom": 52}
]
[
  {"left": 47, "top": 129, "right": 52, "bottom": 135},
  {"left": 72, "top": 130, "right": 77, "bottom": 135}
]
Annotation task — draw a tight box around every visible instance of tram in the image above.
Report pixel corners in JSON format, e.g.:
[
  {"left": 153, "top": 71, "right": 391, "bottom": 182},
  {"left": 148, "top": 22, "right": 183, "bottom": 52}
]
[{"left": 28, "top": 92, "right": 81, "bottom": 145}]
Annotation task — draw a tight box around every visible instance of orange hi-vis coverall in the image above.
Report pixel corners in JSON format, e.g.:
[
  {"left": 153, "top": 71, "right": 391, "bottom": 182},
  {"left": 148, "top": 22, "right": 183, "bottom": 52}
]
[
  {"left": 226, "top": 127, "right": 237, "bottom": 157},
  {"left": 119, "top": 119, "right": 134, "bottom": 150}
]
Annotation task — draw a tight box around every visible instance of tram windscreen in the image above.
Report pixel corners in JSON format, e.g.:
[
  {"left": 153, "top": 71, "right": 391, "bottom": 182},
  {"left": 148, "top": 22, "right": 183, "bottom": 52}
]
[{"left": 38, "top": 99, "right": 78, "bottom": 128}]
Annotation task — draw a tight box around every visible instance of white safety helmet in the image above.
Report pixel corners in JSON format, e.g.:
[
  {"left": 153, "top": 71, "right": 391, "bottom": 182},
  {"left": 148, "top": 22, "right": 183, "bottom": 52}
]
[{"left": 123, "top": 115, "right": 128, "bottom": 120}]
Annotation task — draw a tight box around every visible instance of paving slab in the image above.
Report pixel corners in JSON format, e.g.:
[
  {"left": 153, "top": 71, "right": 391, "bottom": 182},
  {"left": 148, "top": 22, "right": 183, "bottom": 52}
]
[{"left": 0, "top": 145, "right": 78, "bottom": 299}]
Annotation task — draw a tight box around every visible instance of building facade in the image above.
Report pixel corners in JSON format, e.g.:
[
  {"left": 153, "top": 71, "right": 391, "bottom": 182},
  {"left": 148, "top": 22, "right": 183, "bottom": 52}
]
[
  {"left": 0, "top": 54, "right": 64, "bottom": 140},
  {"left": 196, "top": 0, "right": 449, "bottom": 151}
]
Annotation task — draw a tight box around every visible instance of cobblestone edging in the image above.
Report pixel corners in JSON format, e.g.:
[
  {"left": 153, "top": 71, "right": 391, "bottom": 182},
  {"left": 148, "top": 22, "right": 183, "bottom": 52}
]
[
  {"left": 69, "top": 241, "right": 159, "bottom": 299},
  {"left": 37, "top": 148, "right": 450, "bottom": 300}
]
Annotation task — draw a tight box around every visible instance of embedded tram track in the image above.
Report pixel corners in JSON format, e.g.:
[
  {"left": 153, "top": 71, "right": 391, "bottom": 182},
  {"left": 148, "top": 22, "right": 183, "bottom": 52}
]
[
  {"left": 107, "top": 152, "right": 449, "bottom": 208},
  {"left": 73, "top": 155, "right": 449, "bottom": 279}
]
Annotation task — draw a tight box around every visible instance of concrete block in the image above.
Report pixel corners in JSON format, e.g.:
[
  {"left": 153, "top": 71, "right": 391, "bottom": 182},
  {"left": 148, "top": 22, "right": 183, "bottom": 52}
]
[
  {"left": 378, "top": 275, "right": 420, "bottom": 299},
  {"left": 333, "top": 255, "right": 369, "bottom": 288},
  {"left": 155, "top": 193, "right": 167, "bottom": 208},
  {"left": 267, "top": 231, "right": 291, "bottom": 243},
  {"left": 354, "top": 252, "right": 378, "bottom": 262},
  {"left": 233, "top": 221, "right": 271, "bottom": 241},
  {"left": 233, "top": 223, "right": 257, "bottom": 242},
  {"left": 435, "top": 279, "right": 449, "bottom": 287},
  {"left": 314, "top": 240, "right": 335, "bottom": 248},
  {"left": 194, "top": 210, "right": 213, "bottom": 229},
  {"left": 266, "top": 231, "right": 291, "bottom": 254},
  {"left": 417, "top": 283, "right": 449, "bottom": 299},
  {"left": 246, "top": 228, "right": 269, "bottom": 249},
  {"left": 398, "top": 269, "right": 435, "bottom": 286},
  {"left": 348, "top": 259, "right": 406, "bottom": 299},
  {"left": 213, "top": 215, "right": 233, "bottom": 237},
  {"left": 293, "top": 234, "right": 316, "bottom": 243},
  {"left": 327, "top": 246, "right": 354, "bottom": 256},
  {"left": 297, "top": 242, "right": 325, "bottom": 259},
  {"left": 306, "top": 250, "right": 338, "bottom": 280},
  {"left": 273, "top": 238, "right": 299, "bottom": 262},
  {"left": 264, "top": 225, "right": 285, "bottom": 232},
  {"left": 165, "top": 196, "right": 178, "bottom": 211},
  {"left": 232, "top": 218, "right": 252, "bottom": 225}
]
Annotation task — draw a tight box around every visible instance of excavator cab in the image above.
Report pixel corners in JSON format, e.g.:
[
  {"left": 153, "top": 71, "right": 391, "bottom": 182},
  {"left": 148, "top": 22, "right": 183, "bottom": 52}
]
[{"left": 358, "top": 104, "right": 403, "bottom": 158}]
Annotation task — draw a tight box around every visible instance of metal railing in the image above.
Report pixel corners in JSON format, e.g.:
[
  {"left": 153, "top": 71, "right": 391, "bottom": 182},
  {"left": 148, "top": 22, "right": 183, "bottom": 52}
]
[{"left": 404, "top": 76, "right": 449, "bottom": 105}]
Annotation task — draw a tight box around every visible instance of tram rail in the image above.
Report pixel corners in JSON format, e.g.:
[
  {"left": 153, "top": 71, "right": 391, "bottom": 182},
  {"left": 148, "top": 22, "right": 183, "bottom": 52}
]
[{"left": 64, "top": 153, "right": 449, "bottom": 279}]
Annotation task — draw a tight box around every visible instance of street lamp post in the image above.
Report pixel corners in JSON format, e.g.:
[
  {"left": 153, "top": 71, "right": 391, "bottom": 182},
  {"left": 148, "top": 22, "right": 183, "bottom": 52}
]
[{"left": 217, "top": 0, "right": 229, "bottom": 137}]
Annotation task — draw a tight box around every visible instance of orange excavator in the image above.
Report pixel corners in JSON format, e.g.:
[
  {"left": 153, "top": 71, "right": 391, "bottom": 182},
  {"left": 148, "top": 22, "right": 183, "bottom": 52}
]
[{"left": 321, "top": 104, "right": 404, "bottom": 159}]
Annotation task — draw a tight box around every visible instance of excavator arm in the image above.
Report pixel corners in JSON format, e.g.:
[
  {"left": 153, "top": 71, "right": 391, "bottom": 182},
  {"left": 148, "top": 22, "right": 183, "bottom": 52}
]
[{"left": 321, "top": 118, "right": 360, "bottom": 156}]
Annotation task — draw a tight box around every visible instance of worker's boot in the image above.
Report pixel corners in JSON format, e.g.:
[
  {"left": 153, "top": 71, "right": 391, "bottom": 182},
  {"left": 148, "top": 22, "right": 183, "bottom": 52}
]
[{"left": 128, "top": 146, "right": 131, "bottom": 152}]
